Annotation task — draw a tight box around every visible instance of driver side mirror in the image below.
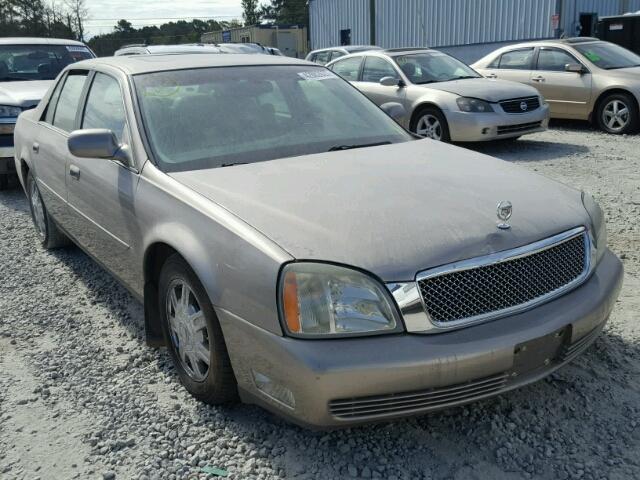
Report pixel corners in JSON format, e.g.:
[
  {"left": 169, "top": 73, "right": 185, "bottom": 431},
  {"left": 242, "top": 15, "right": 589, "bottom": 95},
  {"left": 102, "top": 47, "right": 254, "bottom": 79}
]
[
  {"left": 68, "top": 129, "right": 132, "bottom": 166},
  {"left": 565, "top": 63, "right": 585, "bottom": 74},
  {"left": 379, "top": 76, "right": 403, "bottom": 87}
]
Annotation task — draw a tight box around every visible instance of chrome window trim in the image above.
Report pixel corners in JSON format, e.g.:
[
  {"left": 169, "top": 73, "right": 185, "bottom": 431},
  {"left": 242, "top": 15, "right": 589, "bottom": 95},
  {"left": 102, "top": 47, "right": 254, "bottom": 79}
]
[{"left": 388, "top": 227, "right": 594, "bottom": 334}]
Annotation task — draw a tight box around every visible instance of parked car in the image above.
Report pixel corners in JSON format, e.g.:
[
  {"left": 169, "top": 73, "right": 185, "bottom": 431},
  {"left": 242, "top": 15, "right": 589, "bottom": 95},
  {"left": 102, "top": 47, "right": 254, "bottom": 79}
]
[
  {"left": 115, "top": 44, "right": 223, "bottom": 56},
  {"left": 327, "top": 48, "right": 550, "bottom": 142},
  {"left": 0, "top": 37, "right": 94, "bottom": 189},
  {"left": 215, "top": 43, "right": 283, "bottom": 55},
  {"left": 472, "top": 38, "right": 640, "bottom": 134},
  {"left": 14, "top": 54, "right": 622, "bottom": 428},
  {"left": 306, "top": 45, "right": 382, "bottom": 65}
]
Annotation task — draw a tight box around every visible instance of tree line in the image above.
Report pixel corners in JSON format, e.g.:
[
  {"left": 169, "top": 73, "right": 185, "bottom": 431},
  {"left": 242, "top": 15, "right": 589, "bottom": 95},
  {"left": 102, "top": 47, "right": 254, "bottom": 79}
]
[
  {"left": 0, "top": 0, "right": 309, "bottom": 57},
  {"left": 0, "top": 0, "right": 86, "bottom": 40}
]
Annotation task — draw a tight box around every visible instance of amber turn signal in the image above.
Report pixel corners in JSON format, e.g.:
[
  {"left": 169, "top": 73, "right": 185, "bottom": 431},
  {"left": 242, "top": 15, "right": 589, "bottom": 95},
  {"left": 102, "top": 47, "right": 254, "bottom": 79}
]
[{"left": 282, "top": 270, "right": 301, "bottom": 333}]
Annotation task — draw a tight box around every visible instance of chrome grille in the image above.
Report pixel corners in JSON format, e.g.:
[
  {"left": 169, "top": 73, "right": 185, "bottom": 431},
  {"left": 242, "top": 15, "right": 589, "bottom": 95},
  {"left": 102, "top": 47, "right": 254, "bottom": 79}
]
[
  {"left": 329, "top": 372, "right": 508, "bottom": 419},
  {"left": 500, "top": 96, "right": 540, "bottom": 113},
  {"left": 418, "top": 230, "right": 589, "bottom": 326}
]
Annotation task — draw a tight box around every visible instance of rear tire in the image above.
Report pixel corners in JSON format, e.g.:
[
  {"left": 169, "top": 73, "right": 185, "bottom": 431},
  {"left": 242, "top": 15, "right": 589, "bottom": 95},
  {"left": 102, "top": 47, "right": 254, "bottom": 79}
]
[
  {"left": 26, "top": 172, "right": 70, "bottom": 249},
  {"left": 596, "top": 93, "right": 638, "bottom": 134},
  {"left": 411, "top": 106, "right": 451, "bottom": 142},
  {"left": 158, "top": 254, "right": 237, "bottom": 404}
]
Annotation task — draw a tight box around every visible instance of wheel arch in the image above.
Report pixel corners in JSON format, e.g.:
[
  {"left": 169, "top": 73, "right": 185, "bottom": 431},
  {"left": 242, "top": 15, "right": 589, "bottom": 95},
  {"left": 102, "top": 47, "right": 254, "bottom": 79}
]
[
  {"left": 590, "top": 88, "right": 639, "bottom": 122},
  {"left": 409, "top": 102, "right": 446, "bottom": 130},
  {"left": 142, "top": 235, "right": 217, "bottom": 347}
]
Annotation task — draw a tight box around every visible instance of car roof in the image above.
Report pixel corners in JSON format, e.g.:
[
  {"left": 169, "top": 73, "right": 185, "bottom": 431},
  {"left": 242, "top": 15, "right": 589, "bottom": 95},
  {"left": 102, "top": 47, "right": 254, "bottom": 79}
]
[
  {"left": 0, "top": 37, "right": 87, "bottom": 46},
  {"left": 311, "top": 45, "right": 381, "bottom": 53},
  {"left": 496, "top": 37, "right": 603, "bottom": 50},
  {"left": 72, "top": 53, "right": 315, "bottom": 75}
]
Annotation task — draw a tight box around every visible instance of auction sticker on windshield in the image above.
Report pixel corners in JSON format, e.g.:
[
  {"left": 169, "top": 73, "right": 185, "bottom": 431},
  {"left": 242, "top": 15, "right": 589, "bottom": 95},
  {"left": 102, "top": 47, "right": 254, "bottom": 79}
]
[{"left": 298, "top": 70, "right": 335, "bottom": 81}]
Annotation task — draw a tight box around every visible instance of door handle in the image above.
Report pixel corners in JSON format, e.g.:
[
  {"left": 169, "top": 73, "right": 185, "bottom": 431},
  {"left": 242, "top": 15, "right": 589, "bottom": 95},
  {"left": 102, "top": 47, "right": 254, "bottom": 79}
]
[
  {"left": 69, "top": 164, "right": 80, "bottom": 180},
  {"left": 532, "top": 76, "right": 545, "bottom": 82},
  {"left": 485, "top": 73, "right": 497, "bottom": 79},
  {"left": 32, "top": 143, "right": 39, "bottom": 153}
]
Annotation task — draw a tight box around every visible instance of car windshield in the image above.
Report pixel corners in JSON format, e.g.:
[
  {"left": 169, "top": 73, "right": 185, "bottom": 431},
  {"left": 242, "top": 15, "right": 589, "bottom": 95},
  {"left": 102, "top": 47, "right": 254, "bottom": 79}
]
[
  {"left": 574, "top": 42, "right": 640, "bottom": 69},
  {"left": 134, "top": 65, "right": 411, "bottom": 172},
  {"left": 0, "top": 44, "right": 93, "bottom": 81},
  {"left": 394, "top": 52, "right": 480, "bottom": 84}
]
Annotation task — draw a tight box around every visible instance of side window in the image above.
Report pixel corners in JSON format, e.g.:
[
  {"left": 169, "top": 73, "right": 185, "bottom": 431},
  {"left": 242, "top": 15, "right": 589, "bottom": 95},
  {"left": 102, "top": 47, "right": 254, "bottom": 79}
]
[
  {"left": 497, "top": 48, "right": 534, "bottom": 70},
  {"left": 361, "top": 56, "right": 399, "bottom": 83},
  {"left": 330, "top": 50, "right": 345, "bottom": 61},
  {"left": 537, "top": 48, "right": 580, "bottom": 71},
  {"left": 330, "top": 56, "right": 363, "bottom": 81},
  {"left": 314, "top": 51, "right": 331, "bottom": 65},
  {"left": 82, "top": 73, "right": 127, "bottom": 143},
  {"left": 43, "top": 76, "right": 65, "bottom": 124},
  {"left": 52, "top": 71, "right": 88, "bottom": 132}
]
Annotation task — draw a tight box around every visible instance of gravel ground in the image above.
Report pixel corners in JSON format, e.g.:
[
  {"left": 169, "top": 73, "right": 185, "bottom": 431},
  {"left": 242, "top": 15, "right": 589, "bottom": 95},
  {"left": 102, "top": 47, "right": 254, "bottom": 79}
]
[{"left": 1, "top": 121, "right": 639, "bottom": 480}]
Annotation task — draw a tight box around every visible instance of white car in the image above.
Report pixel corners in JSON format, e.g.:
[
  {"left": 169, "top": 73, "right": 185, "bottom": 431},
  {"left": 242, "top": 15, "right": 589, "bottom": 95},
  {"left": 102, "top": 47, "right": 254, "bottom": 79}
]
[{"left": 0, "top": 37, "right": 94, "bottom": 189}]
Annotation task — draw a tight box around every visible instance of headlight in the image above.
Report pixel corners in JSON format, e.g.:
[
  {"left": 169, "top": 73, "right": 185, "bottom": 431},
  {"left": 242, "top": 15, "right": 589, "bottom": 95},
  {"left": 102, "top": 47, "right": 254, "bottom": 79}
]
[
  {"left": 279, "top": 262, "right": 402, "bottom": 338},
  {"left": 456, "top": 97, "right": 494, "bottom": 113},
  {"left": 0, "top": 105, "right": 22, "bottom": 118},
  {"left": 582, "top": 191, "right": 607, "bottom": 262}
]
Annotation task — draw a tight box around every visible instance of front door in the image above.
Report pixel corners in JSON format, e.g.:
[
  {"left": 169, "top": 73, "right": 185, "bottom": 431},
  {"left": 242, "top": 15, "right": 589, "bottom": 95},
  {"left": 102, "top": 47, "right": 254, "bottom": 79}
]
[
  {"left": 354, "top": 56, "right": 407, "bottom": 107},
  {"left": 34, "top": 70, "right": 89, "bottom": 226},
  {"left": 65, "top": 71, "right": 140, "bottom": 286},
  {"left": 531, "top": 47, "right": 592, "bottom": 118}
]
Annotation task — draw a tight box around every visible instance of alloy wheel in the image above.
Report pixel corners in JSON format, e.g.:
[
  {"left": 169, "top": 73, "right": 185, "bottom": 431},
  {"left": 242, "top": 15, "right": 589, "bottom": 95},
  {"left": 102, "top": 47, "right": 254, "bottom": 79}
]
[
  {"left": 602, "top": 99, "right": 630, "bottom": 133},
  {"left": 166, "top": 279, "right": 211, "bottom": 381},
  {"left": 416, "top": 114, "right": 443, "bottom": 140},
  {"left": 30, "top": 180, "right": 47, "bottom": 240}
]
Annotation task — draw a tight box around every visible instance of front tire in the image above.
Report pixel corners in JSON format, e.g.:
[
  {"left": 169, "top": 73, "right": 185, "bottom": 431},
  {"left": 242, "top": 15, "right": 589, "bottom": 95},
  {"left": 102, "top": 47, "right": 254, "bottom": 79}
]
[
  {"left": 158, "top": 254, "right": 237, "bottom": 404},
  {"left": 596, "top": 93, "right": 638, "bottom": 134},
  {"left": 411, "top": 106, "right": 451, "bottom": 142},
  {"left": 26, "top": 172, "right": 69, "bottom": 249}
]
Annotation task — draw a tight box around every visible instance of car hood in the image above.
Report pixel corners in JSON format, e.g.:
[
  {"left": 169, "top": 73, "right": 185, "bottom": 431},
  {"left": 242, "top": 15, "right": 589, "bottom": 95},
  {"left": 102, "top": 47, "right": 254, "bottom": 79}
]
[
  {"left": 602, "top": 66, "right": 640, "bottom": 82},
  {"left": 424, "top": 78, "right": 539, "bottom": 102},
  {"left": 0, "top": 80, "right": 52, "bottom": 108},
  {"left": 169, "top": 140, "right": 590, "bottom": 282}
]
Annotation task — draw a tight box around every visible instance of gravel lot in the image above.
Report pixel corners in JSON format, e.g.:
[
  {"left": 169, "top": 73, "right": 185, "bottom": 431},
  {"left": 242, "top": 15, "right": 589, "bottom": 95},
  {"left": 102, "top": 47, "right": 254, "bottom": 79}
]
[{"left": 1, "top": 121, "right": 639, "bottom": 480}]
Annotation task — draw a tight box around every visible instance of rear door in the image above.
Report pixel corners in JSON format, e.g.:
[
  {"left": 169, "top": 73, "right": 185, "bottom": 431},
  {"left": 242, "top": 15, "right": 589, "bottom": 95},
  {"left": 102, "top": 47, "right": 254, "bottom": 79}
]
[
  {"left": 354, "top": 55, "right": 407, "bottom": 107},
  {"left": 34, "top": 69, "right": 89, "bottom": 226},
  {"left": 531, "top": 47, "right": 592, "bottom": 117},
  {"left": 65, "top": 71, "right": 139, "bottom": 283},
  {"left": 483, "top": 47, "right": 535, "bottom": 84},
  {"left": 328, "top": 55, "right": 363, "bottom": 84}
]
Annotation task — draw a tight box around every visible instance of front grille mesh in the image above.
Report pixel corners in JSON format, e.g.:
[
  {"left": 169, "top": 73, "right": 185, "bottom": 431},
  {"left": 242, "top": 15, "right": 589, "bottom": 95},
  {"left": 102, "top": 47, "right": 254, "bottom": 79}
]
[
  {"left": 418, "top": 233, "right": 587, "bottom": 324},
  {"left": 500, "top": 96, "right": 541, "bottom": 113},
  {"left": 497, "top": 121, "right": 542, "bottom": 134}
]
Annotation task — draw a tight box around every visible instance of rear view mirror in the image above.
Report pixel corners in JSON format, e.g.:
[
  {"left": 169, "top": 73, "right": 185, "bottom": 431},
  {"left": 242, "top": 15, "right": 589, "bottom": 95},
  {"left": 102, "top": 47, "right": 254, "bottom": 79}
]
[
  {"left": 381, "top": 102, "right": 407, "bottom": 122},
  {"left": 379, "top": 76, "right": 402, "bottom": 87},
  {"left": 565, "top": 63, "right": 584, "bottom": 73},
  {"left": 68, "top": 129, "right": 132, "bottom": 165}
]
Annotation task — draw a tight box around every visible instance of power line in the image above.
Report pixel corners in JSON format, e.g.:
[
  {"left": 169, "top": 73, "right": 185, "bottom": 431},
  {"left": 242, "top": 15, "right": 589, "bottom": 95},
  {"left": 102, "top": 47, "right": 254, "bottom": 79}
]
[{"left": 85, "top": 15, "right": 241, "bottom": 21}]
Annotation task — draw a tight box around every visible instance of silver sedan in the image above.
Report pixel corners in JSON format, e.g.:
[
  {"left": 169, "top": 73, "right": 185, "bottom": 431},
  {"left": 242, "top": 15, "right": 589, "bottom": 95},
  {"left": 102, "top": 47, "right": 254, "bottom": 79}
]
[
  {"left": 14, "top": 54, "right": 621, "bottom": 428},
  {"left": 327, "top": 48, "right": 550, "bottom": 142}
]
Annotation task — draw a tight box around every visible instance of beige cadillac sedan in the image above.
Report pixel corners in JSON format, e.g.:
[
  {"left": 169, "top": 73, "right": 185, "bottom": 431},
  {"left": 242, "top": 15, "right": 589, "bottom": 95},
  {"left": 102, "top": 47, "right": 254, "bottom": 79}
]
[
  {"left": 473, "top": 38, "right": 640, "bottom": 134},
  {"left": 327, "top": 48, "right": 549, "bottom": 142}
]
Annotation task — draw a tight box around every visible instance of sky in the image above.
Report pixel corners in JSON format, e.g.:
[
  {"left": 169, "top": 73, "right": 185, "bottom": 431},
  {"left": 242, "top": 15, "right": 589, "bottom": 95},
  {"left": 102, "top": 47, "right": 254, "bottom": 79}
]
[{"left": 82, "top": 0, "right": 246, "bottom": 36}]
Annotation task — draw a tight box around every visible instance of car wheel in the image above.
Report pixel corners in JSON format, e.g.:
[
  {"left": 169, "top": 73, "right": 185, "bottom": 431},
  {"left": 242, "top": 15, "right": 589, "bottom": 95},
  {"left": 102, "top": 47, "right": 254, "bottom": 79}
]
[
  {"left": 26, "top": 172, "right": 69, "bottom": 249},
  {"left": 0, "top": 174, "right": 8, "bottom": 191},
  {"left": 159, "top": 254, "right": 237, "bottom": 404},
  {"left": 596, "top": 93, "right": 638, "bottom": 134},
  {"left": 412, "top": 107, "right": 451, "bottom": 142}
]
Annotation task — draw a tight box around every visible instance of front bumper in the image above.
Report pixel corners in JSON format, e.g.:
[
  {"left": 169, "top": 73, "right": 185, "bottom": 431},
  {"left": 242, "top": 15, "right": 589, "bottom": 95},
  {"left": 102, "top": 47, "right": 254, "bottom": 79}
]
[
  {"left": 446, "top": 103, "right": 550, "bottom": 142},
  {"left": 218, "top": 249, "right": 623, "bottom": 428}
]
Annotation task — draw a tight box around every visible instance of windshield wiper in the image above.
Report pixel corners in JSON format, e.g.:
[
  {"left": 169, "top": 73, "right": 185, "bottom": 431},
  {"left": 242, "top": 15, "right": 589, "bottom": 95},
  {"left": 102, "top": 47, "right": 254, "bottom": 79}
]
[
  {"left": 0, "top": 76, "right": 32, "bottom": 81},
  {"left": 450, "top": 75, "right": 479, "bottom": 80},
  {"left": 328, "top": 141, "right": 391, "bottom": 152},
  {"left": 605, "top": 64, "right": 640, "bottom": 70},
  {"left": 219, "top": 162, "right": 248, "bottom": 168}
]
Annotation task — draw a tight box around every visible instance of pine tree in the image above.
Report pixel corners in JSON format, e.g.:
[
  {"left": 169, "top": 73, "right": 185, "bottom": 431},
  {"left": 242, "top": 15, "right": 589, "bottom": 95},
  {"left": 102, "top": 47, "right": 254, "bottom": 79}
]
[{"left": 241, "top": 0, "right": 260, "bottom": 26}]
